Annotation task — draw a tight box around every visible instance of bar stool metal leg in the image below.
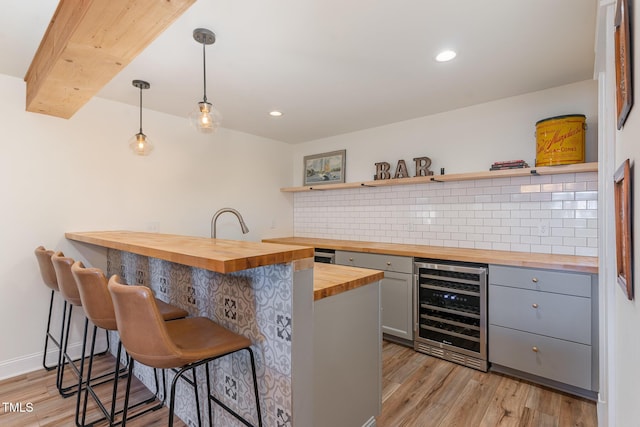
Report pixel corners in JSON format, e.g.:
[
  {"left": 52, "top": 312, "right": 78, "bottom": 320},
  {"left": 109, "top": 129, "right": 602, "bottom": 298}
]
[
  {"left": 42, "top": 289, "right": 63, "bottom": 371},
  {"left": 205, "top": 349, "right": 263, "bottom": 427}
]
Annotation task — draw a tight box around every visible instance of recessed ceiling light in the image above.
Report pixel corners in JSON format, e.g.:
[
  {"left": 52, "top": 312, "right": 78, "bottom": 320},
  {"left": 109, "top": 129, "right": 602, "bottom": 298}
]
[
  {"left": 435, "top": 50, "right": 457, "bottom": 62},
  {"left": 269, "top": 111, "right": 283, "bottom": 117}
]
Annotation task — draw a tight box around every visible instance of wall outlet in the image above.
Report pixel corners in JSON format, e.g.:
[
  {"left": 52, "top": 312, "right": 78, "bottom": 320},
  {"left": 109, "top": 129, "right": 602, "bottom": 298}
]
[{"left": 538, "top": 221, "right": 549, "bottom": 237}]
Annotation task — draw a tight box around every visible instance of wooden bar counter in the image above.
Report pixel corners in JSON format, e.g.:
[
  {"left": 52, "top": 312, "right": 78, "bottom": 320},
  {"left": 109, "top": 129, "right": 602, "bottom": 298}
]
[
  {"left": 263, "top": 236, "right": 598, "bottom": 273},
  {"left": 66, "top": 231, "right": 383, "bottom": 427}
]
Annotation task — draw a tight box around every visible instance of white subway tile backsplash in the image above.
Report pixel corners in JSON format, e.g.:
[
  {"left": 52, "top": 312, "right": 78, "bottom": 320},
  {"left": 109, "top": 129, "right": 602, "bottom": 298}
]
[
  {"left": 575, "top": 191, "right": 598, "bottom": 201},
  {"left": 510, "top": 193, "right": 531, "bottom": 202},
  {"left": 492, "top": 242, "right": 511, "bottom": 251},
  {"left": 475, "top": 241, "right": 493, "bottom": 250},
  {"left": 529, "top": 192, "right": 552, "bottom": 202},
  {"left": 552, "top": 228, "right": 575, "bottom": 237},
  {"left": 563, "top": 218, "right": 587, "bottom": 228},
  {"left": 510, "top": 243, "right": 532, "bottom": 252},
  {"left": 552, "top": 192, "right": 575, "bottom": 201},
  {"left": 293, "top": 172, "right": 597, "bottom": 254},
  {"left": 564, "top": 182, "right": 587, "bottom": 192},
  {"left": 510, "top": 176, "right": 532, "bottom": 185},
  {"left": 552, "top": 246, "right": 575, "bottom": 255},
  {"left": 531, "top": 245, "right": 552, "bottom": 254},
  {"left": 576, "top": 228, "right": 598, "bottom": 238},
  {"left": 576, "top": 247, "right": 598, "bottom": 257},
  {"left": 552, "top": 173, "right": 576, "bottom": 183},
  {"left": 520, "top": 184, "right": 541, "bottom": 193},
  {"left": 541, "top": 183, "right": 563, "bottom": 192},
  {"left": 552, "top": 210, "right": 575, "bottom": 219},
  {"left": 530, "top": 210, "right": 552, "bottom": 219}
]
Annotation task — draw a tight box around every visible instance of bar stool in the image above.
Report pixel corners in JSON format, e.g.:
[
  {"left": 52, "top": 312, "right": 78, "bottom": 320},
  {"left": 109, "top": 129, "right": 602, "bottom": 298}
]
[
  {"left": 34, "top": 246, "right": 65, "bottom": 371},
  {"left": 71, "top": 261, "right": 189, "bottom": 426},
  {"left": 108, "top": 275, "right": 263, "bottom": 427},
  {"left": 51, "top": 251, "right": 112, "bottom": 398}
]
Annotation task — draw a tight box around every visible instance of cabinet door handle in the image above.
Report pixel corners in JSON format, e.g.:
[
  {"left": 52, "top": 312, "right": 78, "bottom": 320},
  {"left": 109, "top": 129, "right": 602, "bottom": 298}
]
[
  {"left": 532, "top": 277, "right": 539, "bottom": 283},
  {"left": 532, "top": 346, "right": 539, "bottom": 353},
  {"left": 532, "top": 303, "right": 539, "bottom": 309},
  {"left": 349, "top": 257, "right": 354, "bottom": 262}
]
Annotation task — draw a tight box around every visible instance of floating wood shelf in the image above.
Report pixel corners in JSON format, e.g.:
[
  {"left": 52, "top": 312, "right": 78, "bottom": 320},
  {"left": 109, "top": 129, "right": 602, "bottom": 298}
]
[{"left": 281, "top": 162, "right": 598, "bottom": 192}]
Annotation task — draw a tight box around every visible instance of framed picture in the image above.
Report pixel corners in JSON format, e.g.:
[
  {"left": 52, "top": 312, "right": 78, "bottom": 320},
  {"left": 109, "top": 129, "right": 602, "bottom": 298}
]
[
  {"left": 614, "top": 158, "right": 633, "bottom": 300},
  {"left": 615, "top": 0, "right": 633, "bottom": 130},
  {"left": 303, "top": 150, "right": 346, "bottom": 186}
]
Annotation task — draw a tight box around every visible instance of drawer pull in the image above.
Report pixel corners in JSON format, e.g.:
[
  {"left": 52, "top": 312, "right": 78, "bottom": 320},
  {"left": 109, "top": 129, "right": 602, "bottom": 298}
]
[
  {"left": 532, "top": 303, "right": 539, "bottom": 309},
  {"left": 532, "top": 277, "right": 539, "bottom": 283},
  {"left": 532, "top": 346, "right": 539, "bottom": 353},
  {"left": 349, "top": 257, "right": 354, "bottom": 262},
  {"left": 386, "top": 261, "right": 392, "bottom": 266}
]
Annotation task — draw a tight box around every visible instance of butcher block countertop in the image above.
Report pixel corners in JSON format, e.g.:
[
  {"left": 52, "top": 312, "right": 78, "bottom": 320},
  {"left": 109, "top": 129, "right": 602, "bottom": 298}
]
[
  {"left": 313, "top": 262, "right": 383, "bottom": 301},
  {"left": 66, "top": 231, "right": 314, "bottom": 274},
  {"left": 263, "top": 236, "right": 598, "bottom": 274}
]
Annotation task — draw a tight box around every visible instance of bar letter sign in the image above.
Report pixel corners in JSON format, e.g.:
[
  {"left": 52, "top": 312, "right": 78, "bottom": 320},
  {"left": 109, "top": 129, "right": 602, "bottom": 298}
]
[{"left": 375, "top": 157, "right": 433, "bottom": 180}]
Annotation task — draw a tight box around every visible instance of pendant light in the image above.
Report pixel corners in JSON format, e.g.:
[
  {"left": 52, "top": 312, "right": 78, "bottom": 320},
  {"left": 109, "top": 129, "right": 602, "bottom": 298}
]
[
  {"left": 129, "top": 80, "right": 153, "bottom": 155},
  {"left": 189, "top": 28, "right": 222, "bottom": 133}
]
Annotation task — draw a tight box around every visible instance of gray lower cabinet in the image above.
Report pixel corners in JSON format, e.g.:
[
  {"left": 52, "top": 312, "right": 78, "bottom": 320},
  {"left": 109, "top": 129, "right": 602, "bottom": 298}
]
[
  {"left": 488, "top": 265, "right": 598, "bottom": 395},
  {"left": 335, "top": 251, "right": 413, "bottom": 341}
]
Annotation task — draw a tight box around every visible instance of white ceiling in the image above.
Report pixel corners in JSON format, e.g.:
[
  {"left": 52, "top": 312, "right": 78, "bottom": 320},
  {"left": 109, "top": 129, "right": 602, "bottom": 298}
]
[{"left": 1, "top": 0, "right": 597, "bottom": 144}]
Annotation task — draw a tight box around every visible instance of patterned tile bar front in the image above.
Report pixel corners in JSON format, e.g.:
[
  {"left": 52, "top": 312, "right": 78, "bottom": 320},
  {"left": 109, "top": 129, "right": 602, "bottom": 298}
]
[{"left": 107, "top": 249, "right": 313, "bottom": 427}]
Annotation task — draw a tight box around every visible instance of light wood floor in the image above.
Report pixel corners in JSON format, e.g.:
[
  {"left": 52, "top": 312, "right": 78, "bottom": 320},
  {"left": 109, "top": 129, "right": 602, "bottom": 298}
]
[
  {"left": 0, "top": 341, "right": 598, "bottom": 426},
  {"left": 379, "top": 341, "right": 598, "bottom": 427}
]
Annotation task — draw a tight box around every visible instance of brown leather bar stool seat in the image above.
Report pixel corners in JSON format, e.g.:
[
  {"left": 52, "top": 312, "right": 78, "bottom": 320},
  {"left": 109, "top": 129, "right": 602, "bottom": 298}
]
[
  {"left": 34, "top": 246, "right": 65, "bottom": 371},
  {"left": 72, "top": 261, "right": 188, "bottom": 426},
  {"left": 108, "top": 275, "right": 263, "bottom": 427}
]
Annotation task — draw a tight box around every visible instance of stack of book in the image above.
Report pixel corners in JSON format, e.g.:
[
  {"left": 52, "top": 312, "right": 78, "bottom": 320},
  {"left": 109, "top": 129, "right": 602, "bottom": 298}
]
[{"left": 490, "top": 160, "right": 529, "bottom": 171}]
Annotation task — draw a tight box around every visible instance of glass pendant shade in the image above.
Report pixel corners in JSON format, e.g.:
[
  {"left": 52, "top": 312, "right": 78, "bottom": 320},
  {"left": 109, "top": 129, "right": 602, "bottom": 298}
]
[
  {"left": 129, "top": 132, "right": 153, "bottom": 155},
  {"left": 189, "top": 101, "right": 222, "bottom": 133},
  {"left": 191, "top": 28, "right": 221, "bottom": 134}
]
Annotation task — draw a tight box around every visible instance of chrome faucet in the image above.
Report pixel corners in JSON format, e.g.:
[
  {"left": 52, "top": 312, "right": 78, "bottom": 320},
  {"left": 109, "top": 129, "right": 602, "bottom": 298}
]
[{"left": 211, "top": 208, "right": 249, "bottom": 238}]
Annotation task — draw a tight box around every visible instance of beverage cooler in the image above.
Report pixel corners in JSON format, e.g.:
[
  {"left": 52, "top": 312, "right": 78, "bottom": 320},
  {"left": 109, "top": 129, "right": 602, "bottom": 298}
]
[{"left": 414, "top": 259, "right": 488, "bottom": 371}]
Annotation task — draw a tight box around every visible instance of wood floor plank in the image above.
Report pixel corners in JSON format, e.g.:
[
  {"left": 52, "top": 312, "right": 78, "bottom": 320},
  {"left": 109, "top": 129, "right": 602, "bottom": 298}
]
[
  {"left": 479, "top": 375, "right": 530, "bottom": 427},
  {"left": 398, "top": 364, "right": 475, "bottom": 427},
  {"left": 558, "top": 394, "right": 598, "bottom": 427},
  {"left": 437, "top": 369, "right": 503, "bottom": 427}
]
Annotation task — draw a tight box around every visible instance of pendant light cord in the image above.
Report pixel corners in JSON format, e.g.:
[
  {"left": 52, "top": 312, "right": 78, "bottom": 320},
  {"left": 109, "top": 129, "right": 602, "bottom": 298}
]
[
  {"left": 202, "top": 41, "right": 208, "bottom": 103},
  {"left": 139, "top": 86, "right": 143, "bottom": 134}
]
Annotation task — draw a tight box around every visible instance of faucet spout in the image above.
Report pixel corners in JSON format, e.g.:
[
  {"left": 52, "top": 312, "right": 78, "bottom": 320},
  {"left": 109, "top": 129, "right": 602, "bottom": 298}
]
[{"left": 211, "top": 208, "right": 249, "bottom": 238}]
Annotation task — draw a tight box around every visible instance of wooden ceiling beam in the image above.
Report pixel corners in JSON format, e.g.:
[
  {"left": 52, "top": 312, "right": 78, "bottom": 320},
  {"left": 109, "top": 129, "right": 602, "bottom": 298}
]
[{"left": 24, "top": 0, "right": 195, "bottom": 119}]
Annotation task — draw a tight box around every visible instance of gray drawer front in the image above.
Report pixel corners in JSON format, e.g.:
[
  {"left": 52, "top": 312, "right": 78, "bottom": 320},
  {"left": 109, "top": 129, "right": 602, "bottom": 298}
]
[
  {"left": 489, "top": 265, "right": 591, "bottom": 297},
  {"left": 489, "top": 325, "right": 591, "bottom": 390},
  {"left": 489, "top": 285, "right": 591, "bottom": 344},
  {"left": 335, "top": 251, "right": 413, "bottom": 273}
]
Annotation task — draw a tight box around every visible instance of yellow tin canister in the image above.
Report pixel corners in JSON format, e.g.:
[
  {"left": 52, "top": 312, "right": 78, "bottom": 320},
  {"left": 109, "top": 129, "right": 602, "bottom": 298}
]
[{"left": 535, "top": 114, "right": 586, "bottom": 166}]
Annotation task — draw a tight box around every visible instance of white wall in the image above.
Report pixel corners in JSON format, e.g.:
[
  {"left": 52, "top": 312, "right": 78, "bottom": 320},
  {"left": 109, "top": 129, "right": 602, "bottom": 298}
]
[
  {"left": 292, "top": 80, "right": 598, "bottom": 185},
  {"left": 0, "top": 73, "right": 293, "bottom": 378},
  {"left": 606, "top": 0, "right": 640, "bottom": 424}
]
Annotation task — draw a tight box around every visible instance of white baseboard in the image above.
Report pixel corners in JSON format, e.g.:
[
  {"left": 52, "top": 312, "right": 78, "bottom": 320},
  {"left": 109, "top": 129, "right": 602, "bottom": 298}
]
[{"left": 0, "top": 336, "right": 109, "bottom": 382}]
